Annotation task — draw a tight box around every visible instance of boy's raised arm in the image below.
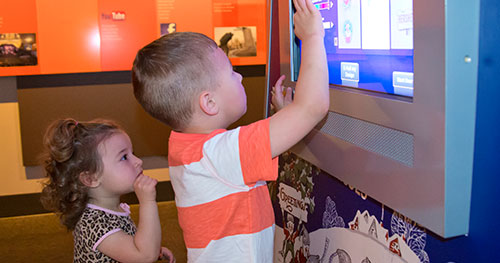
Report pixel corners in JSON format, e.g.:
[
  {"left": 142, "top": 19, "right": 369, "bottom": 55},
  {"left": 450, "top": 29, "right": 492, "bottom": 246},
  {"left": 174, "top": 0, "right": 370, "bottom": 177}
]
[{"left": 269, "top": 0, "right": 329, "bottom": 158}]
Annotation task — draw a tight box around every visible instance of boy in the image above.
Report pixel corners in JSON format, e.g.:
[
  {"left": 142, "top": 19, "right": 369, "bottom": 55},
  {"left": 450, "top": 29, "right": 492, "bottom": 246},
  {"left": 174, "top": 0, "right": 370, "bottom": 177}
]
[{"left": 132, "top": 0, "right": 328, "bottom": 261}]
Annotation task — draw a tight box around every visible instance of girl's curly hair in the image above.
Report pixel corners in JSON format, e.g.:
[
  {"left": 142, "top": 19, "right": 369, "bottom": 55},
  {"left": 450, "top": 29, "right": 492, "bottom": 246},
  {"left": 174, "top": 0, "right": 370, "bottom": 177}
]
[{"left": 40, "top": 118, "right": 121, "bottom": 230}]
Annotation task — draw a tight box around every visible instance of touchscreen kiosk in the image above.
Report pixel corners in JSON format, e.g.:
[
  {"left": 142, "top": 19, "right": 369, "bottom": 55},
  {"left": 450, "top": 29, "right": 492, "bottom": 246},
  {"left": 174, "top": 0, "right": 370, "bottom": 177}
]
[
  {"left": 272, "top": 0, "right": 480, "bottom": 238},
  {"left": 292, "top": 0, "right": 414, "bottom": 97}
]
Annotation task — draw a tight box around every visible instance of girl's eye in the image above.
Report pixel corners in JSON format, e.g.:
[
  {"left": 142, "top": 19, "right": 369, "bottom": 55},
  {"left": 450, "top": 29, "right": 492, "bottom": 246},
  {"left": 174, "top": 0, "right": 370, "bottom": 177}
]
[{"left": 120, "top": 154, "right": 128, "bottom": 161}]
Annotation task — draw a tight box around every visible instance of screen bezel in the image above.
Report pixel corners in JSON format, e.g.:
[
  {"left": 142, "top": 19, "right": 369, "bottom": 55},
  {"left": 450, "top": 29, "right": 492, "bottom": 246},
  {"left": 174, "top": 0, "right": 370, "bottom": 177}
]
[{"left": 278, "top": 0, "right": 448, "bottom": 236}]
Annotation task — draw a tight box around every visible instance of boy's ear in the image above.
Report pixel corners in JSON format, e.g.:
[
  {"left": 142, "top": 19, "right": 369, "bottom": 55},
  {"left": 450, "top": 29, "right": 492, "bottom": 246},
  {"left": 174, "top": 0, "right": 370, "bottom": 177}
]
[
  {"left": 199, "top": 91, "right": 219, "bottom": 116},
  {"left": 79, "top": 172, "right": 100, "bottom": 188}
]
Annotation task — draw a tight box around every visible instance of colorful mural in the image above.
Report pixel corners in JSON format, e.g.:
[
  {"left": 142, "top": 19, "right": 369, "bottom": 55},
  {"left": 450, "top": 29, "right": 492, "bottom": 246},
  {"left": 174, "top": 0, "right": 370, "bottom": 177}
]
[{"left": 270, "top": 151, "right": 458, "bottom": 263}]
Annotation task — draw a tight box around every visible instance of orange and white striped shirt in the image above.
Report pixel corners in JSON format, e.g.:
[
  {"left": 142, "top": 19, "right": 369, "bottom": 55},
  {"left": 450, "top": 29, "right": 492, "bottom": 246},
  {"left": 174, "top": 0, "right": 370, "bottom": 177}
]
[{"left": 168, "top": 118, "right": 278, "bottom": 262}]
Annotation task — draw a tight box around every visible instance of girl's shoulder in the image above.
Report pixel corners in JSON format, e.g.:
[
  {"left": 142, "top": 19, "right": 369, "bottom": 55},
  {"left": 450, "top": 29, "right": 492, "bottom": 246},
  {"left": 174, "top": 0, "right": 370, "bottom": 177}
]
[{"left": 75, "top": 203, "right": 135, "bottom": 235}]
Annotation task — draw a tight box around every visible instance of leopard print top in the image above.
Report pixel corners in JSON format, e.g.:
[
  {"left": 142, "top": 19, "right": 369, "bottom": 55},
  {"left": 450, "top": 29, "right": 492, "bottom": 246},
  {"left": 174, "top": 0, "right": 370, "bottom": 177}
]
[{"left": 73, "top": 203, "right": 136, "bottom": 262}]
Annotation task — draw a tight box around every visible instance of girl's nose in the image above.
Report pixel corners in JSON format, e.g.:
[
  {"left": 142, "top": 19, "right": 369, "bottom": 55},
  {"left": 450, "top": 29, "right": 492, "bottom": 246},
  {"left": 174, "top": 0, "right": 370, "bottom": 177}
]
[{"left": 134, "top": 154, "right": 143, "bottom": 167}]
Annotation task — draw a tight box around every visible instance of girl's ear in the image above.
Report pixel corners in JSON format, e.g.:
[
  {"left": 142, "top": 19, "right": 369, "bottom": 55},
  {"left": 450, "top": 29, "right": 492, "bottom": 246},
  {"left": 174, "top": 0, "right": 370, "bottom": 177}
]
[
  {"left": 199, "top": 91, "right": 219, "bottom": 116},
  {"left": 79, "top": 172, "right": 100, "bottom": 188}
]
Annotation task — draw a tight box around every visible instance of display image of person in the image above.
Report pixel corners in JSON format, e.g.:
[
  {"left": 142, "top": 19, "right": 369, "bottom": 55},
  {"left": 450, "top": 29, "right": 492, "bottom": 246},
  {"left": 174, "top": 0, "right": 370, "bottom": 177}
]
[
  {"left": 228, "top": 27, "right": 257, "bottom": 57},
  {"left": 215, "top": 26, "right": 258, "bottom": 57},
  {"left": 131, "top": 0, "right": 328, "bottom": 261},
  {"left": 0, "top": 33, "right": 37, "bottom": 66},
  {"left": 40, "top": 119, "right": 175, "bottom": 262},
  {"left": 218, "top": 32, "right": 233, "bottom": 56}
]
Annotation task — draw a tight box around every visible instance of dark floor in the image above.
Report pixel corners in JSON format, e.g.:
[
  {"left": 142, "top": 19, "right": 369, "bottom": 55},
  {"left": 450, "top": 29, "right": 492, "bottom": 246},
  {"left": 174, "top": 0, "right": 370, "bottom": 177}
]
[{"left": 0, "top": 201, "right": 187, "bottom": 262}]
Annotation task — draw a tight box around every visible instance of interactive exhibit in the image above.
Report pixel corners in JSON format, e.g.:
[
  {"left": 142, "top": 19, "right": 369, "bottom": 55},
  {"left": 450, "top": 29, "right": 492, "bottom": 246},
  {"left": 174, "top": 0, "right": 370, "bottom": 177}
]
[{"left": 268, "top": 0, "right": 479, "bottom": 238}]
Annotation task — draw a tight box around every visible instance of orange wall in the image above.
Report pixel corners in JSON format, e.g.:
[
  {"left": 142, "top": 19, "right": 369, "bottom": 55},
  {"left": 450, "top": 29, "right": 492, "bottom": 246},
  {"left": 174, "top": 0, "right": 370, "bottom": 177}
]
[{"left": 0, "top": 0, "right": 267, "bottom": 76}]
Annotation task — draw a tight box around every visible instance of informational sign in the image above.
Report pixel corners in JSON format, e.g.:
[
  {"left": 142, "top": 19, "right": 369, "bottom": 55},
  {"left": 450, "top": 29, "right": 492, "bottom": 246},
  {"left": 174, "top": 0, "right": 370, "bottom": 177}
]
[
  {"left": 0, "top": 0, "right": 267, "bottom": 77},
  {"left": 0, "top": 0, "right": 40, "bottom": 76}
]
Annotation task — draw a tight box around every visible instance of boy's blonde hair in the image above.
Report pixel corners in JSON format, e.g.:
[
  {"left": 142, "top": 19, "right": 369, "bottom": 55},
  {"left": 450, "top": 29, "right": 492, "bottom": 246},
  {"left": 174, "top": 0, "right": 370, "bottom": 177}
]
[{"left": 132, "top": 32, "right": 218, "bottom": 130}]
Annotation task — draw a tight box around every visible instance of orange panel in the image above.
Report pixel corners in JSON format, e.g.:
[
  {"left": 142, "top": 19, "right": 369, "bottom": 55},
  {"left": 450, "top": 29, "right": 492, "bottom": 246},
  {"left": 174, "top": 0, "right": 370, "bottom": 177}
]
[
  {"left": 1, "top": 0, "right": 266, "bottom": 77},
  {"left": 0, "top": 0, "right": 38, "bottom": 32},
  {"left": 98, "top": 0, "right": 157, "bottom": 71},
  {"left": 0, "top": 0, "right": 40, "bottom": 76},
  {"left": 36, "top": 0, "right": 101, "bottom": 74},
  {"left": 156, "top": 0, "right": 213, "bottom": 38},
  {"left": 212, "top": 0, "right": 267, "bottom": 66}
]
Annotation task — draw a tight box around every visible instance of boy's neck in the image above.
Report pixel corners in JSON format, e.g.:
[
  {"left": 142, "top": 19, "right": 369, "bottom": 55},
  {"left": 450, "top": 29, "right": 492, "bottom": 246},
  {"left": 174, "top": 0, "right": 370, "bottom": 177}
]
[
  {"left": 180, "top": 125, "right": 223, "bottom": 134},
  {"left": 181, "top": 116, "right": 229, "bottom": 134}
]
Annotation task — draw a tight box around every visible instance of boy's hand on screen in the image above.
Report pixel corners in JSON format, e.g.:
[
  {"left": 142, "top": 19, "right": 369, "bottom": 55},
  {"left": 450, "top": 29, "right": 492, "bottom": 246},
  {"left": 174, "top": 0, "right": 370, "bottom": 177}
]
[
  {"left": 271, "top": 75, "right": 293, "bottom": 112},
  {"left": 159, "top": 247, "right": 176, "bottom": 263},
  {"left": 293, "top": 0, "right": 324, "bottom": 40},
  {"left": 133, "top": 174, "right": 158, "bottom": 203}
]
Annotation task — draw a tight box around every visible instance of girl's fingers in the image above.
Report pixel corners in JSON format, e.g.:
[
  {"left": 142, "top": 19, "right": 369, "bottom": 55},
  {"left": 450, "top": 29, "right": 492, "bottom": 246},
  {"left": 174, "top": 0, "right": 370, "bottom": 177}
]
[{"left": 135, "top": 175, "right": 157, "bottom": 189}]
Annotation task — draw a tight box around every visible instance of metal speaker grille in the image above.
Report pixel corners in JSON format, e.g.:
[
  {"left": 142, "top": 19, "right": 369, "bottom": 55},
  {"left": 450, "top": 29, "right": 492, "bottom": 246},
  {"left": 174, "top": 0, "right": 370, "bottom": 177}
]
[{"left": 318, "top": 112, "right": 414, "bottom": 167}]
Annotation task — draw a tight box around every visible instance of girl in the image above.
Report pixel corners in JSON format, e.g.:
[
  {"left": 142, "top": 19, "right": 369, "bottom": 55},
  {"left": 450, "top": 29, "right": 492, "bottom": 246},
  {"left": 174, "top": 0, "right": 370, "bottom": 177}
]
[{"left": 40, "top": 118, "right": 175, "bottom": 263}]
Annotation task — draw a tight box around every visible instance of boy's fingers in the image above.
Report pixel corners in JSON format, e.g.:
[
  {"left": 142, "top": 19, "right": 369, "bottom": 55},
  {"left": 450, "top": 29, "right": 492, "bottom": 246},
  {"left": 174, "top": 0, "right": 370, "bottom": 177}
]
[
  {"left": 285, "top": 87, "right": 293, "bottom": 101},
  {"left": 275, "top": 75, "right": 286, "bottom": 88},
  {"left": 293, "top": 0, "right": 303, "bottom": 13},
  {"left": 304, "top": 0, "right": 316, "bottom": 13},
  {"left": 292, "top": 0, "right": 300, "bottom": 12},
  {"left": 278, "top": 85, "right": 284, "bottom": 94}
]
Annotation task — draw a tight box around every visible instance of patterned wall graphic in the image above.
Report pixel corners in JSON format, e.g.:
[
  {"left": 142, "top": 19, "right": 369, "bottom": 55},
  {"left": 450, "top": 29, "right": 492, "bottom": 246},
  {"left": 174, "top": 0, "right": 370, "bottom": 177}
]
[{"left": 271, "top": 152, "right": 446, "bottom": 263}]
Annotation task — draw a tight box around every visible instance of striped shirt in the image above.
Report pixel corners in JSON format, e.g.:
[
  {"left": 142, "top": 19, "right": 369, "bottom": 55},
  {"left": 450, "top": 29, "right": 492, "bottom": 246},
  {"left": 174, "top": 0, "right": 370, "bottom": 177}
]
[{"left": 168, "top": 118, "right": 278, "bottom": 262}]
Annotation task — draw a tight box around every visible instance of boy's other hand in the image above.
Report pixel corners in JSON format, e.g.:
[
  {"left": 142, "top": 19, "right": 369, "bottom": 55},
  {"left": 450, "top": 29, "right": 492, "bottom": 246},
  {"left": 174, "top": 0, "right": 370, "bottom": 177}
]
[
  {"left": 133, "top": 174, "right": 158, "bottom": 203},
  {"left": 293, "top": 0, "right": 324, "bottom": 40},
  {"left": 271, "top": 75, "right": 293, "bottom": 112}
]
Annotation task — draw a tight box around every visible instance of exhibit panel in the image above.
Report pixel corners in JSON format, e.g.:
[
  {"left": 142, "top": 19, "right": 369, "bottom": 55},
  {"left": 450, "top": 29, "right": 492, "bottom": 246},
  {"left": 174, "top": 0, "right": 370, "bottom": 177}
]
[
  {"left": 0, "top": 0, "right": 268, "bottom": 77},
  {"left": 273, "top": 0, "right": 479, "bottom": 238}
]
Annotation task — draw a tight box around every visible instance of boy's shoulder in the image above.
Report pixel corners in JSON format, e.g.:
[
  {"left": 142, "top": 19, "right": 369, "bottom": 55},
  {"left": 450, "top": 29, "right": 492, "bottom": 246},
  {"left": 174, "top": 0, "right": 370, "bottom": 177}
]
[{"left": 169, "top": 118, "right": 271, "bottom": 159}]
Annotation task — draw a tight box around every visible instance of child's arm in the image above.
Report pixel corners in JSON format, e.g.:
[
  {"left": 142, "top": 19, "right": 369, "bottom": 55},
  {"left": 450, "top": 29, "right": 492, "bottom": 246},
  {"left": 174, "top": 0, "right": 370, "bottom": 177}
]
[
  {"left": 97, "top": 174, "right": 161, "bottom": 262},
  {"left": 269, "top": 0, "right": 329, "bottom": 157}
]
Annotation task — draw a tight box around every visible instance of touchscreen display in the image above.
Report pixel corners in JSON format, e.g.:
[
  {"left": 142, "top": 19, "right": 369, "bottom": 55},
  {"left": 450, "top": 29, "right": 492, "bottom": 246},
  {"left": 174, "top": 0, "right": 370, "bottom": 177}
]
[{"left": 294, "top": 0, "right": 414, "bottom": 97}]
